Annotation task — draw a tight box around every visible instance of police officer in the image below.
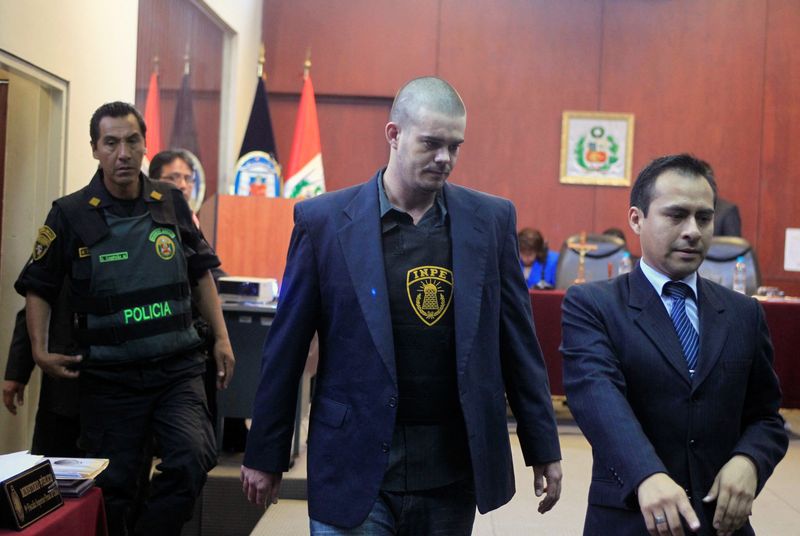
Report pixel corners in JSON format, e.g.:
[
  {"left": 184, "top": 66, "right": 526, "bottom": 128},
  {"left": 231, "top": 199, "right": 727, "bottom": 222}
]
[{"left": 15, "top": 102, "right": 235, "bottom": 536}]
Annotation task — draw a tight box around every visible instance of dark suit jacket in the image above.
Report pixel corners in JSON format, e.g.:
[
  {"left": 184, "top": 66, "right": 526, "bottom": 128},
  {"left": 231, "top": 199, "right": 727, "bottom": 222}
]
[
  {"left": 4, "top": 286, "right": 80, "bottom": 417},
  {"left": 714, "top": 197, "right": 742, "bottom": 237},
  {"left": 561, "top": 266, "right": 787, "bottom": 535},
  {"left": 244, "top": 172, "right": 561, "bottom": 528}
]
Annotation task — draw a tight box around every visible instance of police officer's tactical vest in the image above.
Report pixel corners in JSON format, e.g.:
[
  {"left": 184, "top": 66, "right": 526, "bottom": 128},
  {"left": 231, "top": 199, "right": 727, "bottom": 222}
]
[{"left": 56, "top": 180, "right": 201, "bottom": 364}]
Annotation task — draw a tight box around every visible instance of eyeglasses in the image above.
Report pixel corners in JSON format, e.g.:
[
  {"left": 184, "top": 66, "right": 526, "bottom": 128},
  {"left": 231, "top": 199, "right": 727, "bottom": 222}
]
[{"left": 160, "top": 173, "right": 195, "bottom": 185}]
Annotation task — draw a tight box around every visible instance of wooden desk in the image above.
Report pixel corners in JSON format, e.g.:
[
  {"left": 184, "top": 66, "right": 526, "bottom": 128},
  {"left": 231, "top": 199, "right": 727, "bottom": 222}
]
[
  {"left": 530, "top": 290, "right": 800, "bottom": 408},
  {"left": 0, "top": 487, "right": 107, "bottom": 536}
]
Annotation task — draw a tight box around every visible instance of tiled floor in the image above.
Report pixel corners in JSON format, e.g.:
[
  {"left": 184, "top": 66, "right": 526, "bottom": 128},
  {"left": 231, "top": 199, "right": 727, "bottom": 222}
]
[{"left": 252, "top": 409, "right": 800, "bottom": 535}]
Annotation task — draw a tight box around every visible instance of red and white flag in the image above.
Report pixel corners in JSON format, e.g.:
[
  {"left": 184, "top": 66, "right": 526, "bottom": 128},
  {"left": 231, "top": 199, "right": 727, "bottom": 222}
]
[
  {"left": 143, "top": 71, "right": 163, "bottom": 157},
  {"left": 284, "top": 75, "right": 325, "bottom": 198}
]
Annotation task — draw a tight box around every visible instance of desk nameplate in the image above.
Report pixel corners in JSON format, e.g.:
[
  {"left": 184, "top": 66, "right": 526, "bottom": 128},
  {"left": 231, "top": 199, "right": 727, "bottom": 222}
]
[{"left": 0, "top": 460, "right": 63, "bottom": 530}]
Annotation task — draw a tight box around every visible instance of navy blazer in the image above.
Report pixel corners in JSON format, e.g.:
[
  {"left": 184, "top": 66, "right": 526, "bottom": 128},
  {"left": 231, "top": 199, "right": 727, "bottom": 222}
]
[
  {"left": 244, "top": 172, "right": 561, "bottom": 528},
  {"left": 561, "top": 267, "right": 787, "bottom": 535}
]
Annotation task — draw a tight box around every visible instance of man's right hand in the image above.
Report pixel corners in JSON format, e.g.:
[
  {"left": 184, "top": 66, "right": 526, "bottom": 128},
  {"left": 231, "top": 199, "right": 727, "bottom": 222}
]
[
  {"left": 32, "top": 351, "right": 81, "bottom": 379},
  {"left": 637, "top": 472, "right": 701, "bottom": 535},
  {"left": 2, "top": 381, "right": 26, "bottom": 415},
  {"left": 241, "top": 466, "right": 282, "bottom": 508}
]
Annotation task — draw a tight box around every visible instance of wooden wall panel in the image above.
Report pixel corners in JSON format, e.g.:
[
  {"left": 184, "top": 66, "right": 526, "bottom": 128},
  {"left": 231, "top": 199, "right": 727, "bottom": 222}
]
[
  {"left": 269, "top": 96, "right": 391, "bottom": 192},
  {"left": 439, "top": 0, "right": 604, "bottom": 243},
  {"left": 599, "top": 0, "right": 768, "bottom": 258},
  {"left": 263, "top": 0, "right": 439, "bottom": 96},
  {"left": 760, "top": 0, "right": 800, "bottom": 296},
  {"left": 135, "top": 0, "right": 223, "bottom": 197},
  {"left": 261, "top": 0, "right": 800, "bottom": 294}
]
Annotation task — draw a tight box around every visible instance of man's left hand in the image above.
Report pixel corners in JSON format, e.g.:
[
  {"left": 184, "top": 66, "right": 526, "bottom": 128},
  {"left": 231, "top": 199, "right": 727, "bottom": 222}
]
[
  {"left": 703, "top": 455, "right": 757, "bottom": 535},
  {"left": 213, "top": 338, "right": 235, "bottom": 389},
  {"left": 532, "top": 461, "right": 562, "bottom": 513}
]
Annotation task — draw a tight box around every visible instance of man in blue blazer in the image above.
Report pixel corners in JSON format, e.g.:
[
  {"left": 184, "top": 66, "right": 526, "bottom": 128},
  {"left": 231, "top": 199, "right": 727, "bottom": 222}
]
[
  {"left": 241, "top": 77, "right": 562, "bottom": 533},
  {"left": 561, "top": 154, "right": 787, "bottom": 535}
]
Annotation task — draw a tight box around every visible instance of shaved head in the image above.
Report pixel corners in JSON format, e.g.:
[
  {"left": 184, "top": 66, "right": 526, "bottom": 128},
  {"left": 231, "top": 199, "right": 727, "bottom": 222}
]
[{"left": 389, "top": 77, "right": 466, "bottom": 127}]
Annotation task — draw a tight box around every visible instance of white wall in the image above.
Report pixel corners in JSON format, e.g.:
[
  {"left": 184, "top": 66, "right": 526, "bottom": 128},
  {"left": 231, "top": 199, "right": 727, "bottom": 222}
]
[{"left": 0, "top": 0, "right": 264, "bottom": 453}]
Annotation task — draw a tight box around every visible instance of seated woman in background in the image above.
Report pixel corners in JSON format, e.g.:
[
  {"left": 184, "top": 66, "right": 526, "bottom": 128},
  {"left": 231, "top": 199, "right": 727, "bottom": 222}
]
[{"left": 518, "top": 227, "right": 559, "bottom": 289}]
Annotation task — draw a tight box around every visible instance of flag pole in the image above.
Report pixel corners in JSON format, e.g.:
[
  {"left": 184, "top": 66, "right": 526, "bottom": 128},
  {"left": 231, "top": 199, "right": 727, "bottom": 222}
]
[
  {"left": 303, "top": 47, "right": 312, "bottom": 80},
  {"left": 183, "top": 43, "right": 191, "bottom": 76},
  {"left": 258, "top": 43, "right": 266, "bottom": 81}
]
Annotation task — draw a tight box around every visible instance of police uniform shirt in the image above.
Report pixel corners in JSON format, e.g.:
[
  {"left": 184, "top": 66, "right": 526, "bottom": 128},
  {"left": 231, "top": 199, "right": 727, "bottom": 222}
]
[
  {"left": 15, "top": 170, "right": 220, "bottom": 383},
  {"left": 377, "top": 172, "right": 471, "bottom": 492}
]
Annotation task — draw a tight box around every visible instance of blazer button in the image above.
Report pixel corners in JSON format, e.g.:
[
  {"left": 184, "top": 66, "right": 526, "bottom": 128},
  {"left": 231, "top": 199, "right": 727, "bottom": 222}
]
[
  {"left": 689, "top": 439, "right": 696, "bottom": 447},
  {"left": 388, "top": 397, "right": 397, "bottom": 408},
  {"left": 381, "top": 442, "right": 390, "bottom": 453}
]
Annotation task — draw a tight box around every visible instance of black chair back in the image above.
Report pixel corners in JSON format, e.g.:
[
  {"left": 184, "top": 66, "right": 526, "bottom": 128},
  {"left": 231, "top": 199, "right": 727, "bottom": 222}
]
[
  {"left": 555, "top": 233, "right": 628, "bottom": 289},
  {"left": 698, "top": 236, "right": 761, "bottom": 295}
]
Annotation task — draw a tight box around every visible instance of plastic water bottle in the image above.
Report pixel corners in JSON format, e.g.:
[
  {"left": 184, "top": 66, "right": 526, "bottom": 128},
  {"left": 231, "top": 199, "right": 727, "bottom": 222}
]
[
  {"left": 732, "top": 256, "right": 747, "bottom": 294},
  {"left": 618, "top": 252, "right": 633, "bottom": 275}
]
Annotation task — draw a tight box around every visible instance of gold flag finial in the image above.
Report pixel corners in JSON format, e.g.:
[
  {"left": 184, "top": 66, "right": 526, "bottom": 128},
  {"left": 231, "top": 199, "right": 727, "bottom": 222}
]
[
  {"left": 258, "top": 43, "right": 266, "bottom": 80},
  {"left": 183, "top": 43, "right": 191, "bottom": 76},
  {"left": 303, "top": 47, "right": 312, "bottom": 80},
  {"left": 153, "top": 55, "right": 160, "bottom": 75}
]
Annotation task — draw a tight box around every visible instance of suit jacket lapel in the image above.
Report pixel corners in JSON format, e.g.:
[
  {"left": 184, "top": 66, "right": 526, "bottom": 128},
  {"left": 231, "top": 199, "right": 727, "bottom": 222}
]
[
  {"left": 337, "top": 174, "right": 396, "bottom": 384},
  {"left": 629, "top": 267, "right": 692, "bottom": 386},
  {"left": 445, "top": 184, "right": 489, "bottom": 375},
  {"left": 691, "top": 278, "right": 727, "bottom": 390}
]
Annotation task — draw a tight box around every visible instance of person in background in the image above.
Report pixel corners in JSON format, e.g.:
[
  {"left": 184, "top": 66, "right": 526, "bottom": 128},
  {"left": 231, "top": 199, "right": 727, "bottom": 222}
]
[
  {"left": 561, "top": 153, "right": 787, "bottom": 535},
  {"left": 700, "top": 160, "right": 742, "bottom": 237},
  {"left": 518, "top": 227, "right": 559, "bottom": 288},
  {"left": 241, "top": 76, "right": 562, "bottom": 534},
  {"left": 148, "top": 149, "right": 200, "bottom": 228},
  {"left": 2, "top": 284, "right": 81, "bottom": 457}
]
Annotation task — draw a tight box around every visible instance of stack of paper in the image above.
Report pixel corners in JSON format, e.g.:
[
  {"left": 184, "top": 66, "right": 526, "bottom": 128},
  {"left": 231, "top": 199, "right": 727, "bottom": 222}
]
[{"left": 45, "top": 458, "right": 109, "bottom": 498}]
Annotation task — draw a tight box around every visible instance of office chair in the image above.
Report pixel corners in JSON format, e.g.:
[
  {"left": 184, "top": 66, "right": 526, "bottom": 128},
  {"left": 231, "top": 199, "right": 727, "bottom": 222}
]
[
  {"left": 555, "top": 233, "right": 628, "bottom": 289},
  {"left": 698, "top": 236, "right": 761, "bottom": 295}
]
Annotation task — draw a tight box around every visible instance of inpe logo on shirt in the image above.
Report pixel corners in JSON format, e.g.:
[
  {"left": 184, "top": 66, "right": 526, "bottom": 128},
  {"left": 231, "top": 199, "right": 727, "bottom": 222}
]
[{"left": 406, "top": 266, "right": 453, "bottom": 326}]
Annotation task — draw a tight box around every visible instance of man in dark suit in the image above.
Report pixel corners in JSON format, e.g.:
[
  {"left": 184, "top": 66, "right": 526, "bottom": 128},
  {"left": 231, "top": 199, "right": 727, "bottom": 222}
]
[
  {"left": 700, "top": 160, "right": 742, "bottom": 238},
  {"left": 561, "top": 154, "right": 787, "bottom": 535},
  {"left": 241, "top": 77, "right": 562, "bottom": 534},
  {"left": 713, "top": 198, "right": 742, "bottom": 237}
]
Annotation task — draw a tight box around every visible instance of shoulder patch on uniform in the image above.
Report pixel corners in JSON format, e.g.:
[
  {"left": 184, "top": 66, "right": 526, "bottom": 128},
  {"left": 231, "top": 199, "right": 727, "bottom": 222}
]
[
  {"left": 78, "top": 246, "right": 90, "bottom": 258},
  {"left": 88, "top": 197, "right": 101, "bottom": 207},
  {"left": 32, "top": 225, "right": 56, "bottom": 261},
  {"left": 150, "top": 191, "right": 163, "bottom": 201}
]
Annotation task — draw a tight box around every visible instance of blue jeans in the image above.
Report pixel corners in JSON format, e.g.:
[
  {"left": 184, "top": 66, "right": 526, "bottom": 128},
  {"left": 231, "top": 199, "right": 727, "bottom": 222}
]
[{"left": 310, "top": 479, "right": 476, "bottom": 536}]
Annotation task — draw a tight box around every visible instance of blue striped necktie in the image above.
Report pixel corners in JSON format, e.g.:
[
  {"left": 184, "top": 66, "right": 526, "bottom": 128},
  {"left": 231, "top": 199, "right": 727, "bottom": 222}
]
[{"left": 663, "top": 281, "right": 699, "bottom": 375}]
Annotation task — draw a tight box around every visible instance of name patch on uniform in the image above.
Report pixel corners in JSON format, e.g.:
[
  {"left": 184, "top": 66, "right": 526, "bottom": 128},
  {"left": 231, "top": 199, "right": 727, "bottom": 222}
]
[
  {"left": 99, "top": 251, "right": 129, "bottom": 263},
  {"left": 123, "top": 301, "right": 173, "bottom": 324},
  {"left": 32, "top": 226, "right": 56, "bottom": 261},
  {"left": 149, "top": 228, "right": 177, "bottom": 261},
  {"left": 406, "top": 266, "right": 453, "bottom": 327}
]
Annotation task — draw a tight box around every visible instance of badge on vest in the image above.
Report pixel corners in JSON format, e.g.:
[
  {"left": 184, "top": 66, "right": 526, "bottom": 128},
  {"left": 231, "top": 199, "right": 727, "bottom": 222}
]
[
  {"left": 406, "top": 266, "right": 453, "bottom": 326},
  {"left": 32, "top": 226, "right": 56, "bottom": 261},
  {"left": 149, "top": 228, "right": 177, "bottom": 260}
]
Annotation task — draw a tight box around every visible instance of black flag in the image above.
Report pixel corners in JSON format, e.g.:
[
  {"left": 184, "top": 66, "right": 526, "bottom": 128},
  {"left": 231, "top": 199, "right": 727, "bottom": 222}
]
[
  {"left": 239, "top": 78, "right": 279, "bottom": 160},
  {"left": 170, "top": 72, "right": 200, "bottom": 158}
]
